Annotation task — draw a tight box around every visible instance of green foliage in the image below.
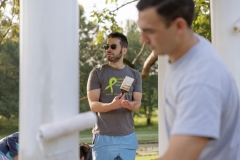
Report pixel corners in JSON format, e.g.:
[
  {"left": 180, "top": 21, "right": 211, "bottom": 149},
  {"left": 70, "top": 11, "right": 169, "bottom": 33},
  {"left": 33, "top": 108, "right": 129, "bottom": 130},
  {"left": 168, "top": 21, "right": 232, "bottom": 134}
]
[
  {"left": 0, "top": 117, "right": 18, "bottom": 131},
  {"left": 0, "top": 0, "right": 20, "bottom": 44},
  {"left": 124, "top": 20, "right": 146, "bottom": 69},
  {"left": 125, "top": 20, "right": 158, "bottom": 125},
  {"left": 91, "top": 8, "right": 123, "bottom": 43},
  {"left": 139, "top": 75, "right": 158, "bottom": 125},
  {"left": 0, "top": 0, "right": 20, "bottom": 119},
  {"left": 0, "top": 39, "right": 19, "bottom": 119},
  {"left": 90, "top": 0, "right": 211, "bottom": 42},
  {"left": 79, "top": 5, "right": 106, "bottom": 112},
  {"left": 90, "top": 0, "right": 124, "bottom": 44},
  {"left": 193, "top": 0, "right": 211, "bottom": 40}
]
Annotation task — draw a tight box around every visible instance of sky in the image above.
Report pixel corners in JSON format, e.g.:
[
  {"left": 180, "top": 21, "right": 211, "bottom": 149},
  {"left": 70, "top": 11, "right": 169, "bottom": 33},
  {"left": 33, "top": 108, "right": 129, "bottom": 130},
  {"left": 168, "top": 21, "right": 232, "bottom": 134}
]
[{"left": 78, "top": 0, "right": 139, "bottom": 28}]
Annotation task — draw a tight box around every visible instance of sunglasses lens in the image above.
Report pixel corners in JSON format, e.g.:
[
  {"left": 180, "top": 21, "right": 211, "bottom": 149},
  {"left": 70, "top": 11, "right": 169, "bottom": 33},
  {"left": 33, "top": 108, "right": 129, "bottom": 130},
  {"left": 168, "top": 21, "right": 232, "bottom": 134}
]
[
  {"left": 111, "top": 44, "right": 117, "bottom": 50},
  {"left": 103, "top": 45, "right": 109, "bottom": 50},
  {"left": 104, "top": 44, "right": 117, "bottom": 50}
]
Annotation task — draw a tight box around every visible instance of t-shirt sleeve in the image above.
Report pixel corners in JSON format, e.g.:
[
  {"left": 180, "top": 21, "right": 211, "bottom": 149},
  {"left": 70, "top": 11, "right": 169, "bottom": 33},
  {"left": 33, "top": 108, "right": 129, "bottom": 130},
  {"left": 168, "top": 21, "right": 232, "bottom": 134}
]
[
  {"left": 171, "top": 83, "right": 222, "bottom": 139},
  {"left": 87, "top": 69, "right": 100, "bottom": 91},
  {"left": 133, "top": 71, "right": 142, "bottom": 93}
]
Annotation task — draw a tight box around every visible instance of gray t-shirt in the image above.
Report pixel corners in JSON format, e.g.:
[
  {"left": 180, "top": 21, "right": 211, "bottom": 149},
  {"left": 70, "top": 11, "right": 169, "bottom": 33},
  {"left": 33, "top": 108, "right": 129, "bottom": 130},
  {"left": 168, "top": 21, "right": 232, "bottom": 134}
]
[
  {"left": 87, "top": 64, "right": 142, "bottom": 136},
  {"left": 164, "top": 34, "right": 240, "bottom": 160}
]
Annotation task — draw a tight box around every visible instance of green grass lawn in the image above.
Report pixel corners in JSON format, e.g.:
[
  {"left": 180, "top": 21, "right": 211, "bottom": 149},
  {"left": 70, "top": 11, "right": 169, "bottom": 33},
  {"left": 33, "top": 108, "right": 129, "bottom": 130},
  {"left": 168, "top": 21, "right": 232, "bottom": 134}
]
[
  {"left": 79, "top": 115, "right": 158, "bottom": 143},
  {"left": 0, "top": 117, "right": 18, "bottom": 139},
  {"left": 136, "top": 155, "right": 158, "bottom": 160},
  {"left": 0, "top": 115, "right": 159, "bottom": 140}
]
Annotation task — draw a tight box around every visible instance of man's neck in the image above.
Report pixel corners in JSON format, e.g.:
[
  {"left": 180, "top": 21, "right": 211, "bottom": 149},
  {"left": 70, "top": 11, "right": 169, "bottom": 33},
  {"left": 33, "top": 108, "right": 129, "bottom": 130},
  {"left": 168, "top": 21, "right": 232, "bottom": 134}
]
[
  {"left": 169, "top": 32, "right": 199, "bottom": 63},
  {"left": 108, "top": 61, "right": 125, "bottom": 69}
]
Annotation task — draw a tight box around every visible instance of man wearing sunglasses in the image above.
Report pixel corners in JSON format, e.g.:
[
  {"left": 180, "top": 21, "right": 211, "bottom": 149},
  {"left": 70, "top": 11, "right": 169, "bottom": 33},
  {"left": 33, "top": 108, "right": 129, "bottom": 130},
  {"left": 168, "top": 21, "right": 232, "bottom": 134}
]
[{"left": 87, "top": 32, "right": 142, "bottom": 160}]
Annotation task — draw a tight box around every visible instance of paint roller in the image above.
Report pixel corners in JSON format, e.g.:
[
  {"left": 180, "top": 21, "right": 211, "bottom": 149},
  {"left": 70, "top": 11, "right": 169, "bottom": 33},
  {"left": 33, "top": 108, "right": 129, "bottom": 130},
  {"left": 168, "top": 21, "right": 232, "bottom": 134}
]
[{"left": 36, "top": 111, "right": 97, "bottom": 158}]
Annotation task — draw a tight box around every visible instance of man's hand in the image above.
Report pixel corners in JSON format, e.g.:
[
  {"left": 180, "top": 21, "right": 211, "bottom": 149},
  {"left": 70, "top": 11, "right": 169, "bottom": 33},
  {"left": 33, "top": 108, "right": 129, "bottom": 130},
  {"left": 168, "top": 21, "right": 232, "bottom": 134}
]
[
  {"left": 121, "top": 100, "right": 140, "bottom": 109},
  {"left": 121, "top": 100, "right": 141, "bottom": 111},
  {"left": 120, "top": 92, "right": 142, "bottom": 111},
  {"left": 88, "top": 90, "right": 124, "bottom": 112},
  {"left": 110, "top": 93, "right": 126, "bottom": 110}
]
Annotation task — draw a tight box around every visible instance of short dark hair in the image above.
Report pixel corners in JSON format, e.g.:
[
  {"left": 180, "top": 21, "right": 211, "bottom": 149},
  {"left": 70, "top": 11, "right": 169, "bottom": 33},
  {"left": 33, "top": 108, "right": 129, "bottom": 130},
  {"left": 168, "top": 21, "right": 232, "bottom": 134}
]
[
  {"left": 108, "top": 32, "right": 128, "bottom": 48},
  {"left": 136, "top": 0, "right": 195, "bottom": 27}
]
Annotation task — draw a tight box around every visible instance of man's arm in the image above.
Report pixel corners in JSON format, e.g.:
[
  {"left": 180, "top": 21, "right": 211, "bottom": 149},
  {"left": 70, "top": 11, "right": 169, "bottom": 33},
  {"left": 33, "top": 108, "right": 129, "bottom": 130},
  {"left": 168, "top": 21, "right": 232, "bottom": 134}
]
[
  {"left": 121, "top": 92, "right": 142, "bottom": 111},
  {"left": 14, "top": 156, "right": 18, "bottom": 160},
  {"left": 87, "top": 89, "right": 124, "bottom": 113},
  {"left": 156, "top": 135, "right": 208, "bottom": 160}
]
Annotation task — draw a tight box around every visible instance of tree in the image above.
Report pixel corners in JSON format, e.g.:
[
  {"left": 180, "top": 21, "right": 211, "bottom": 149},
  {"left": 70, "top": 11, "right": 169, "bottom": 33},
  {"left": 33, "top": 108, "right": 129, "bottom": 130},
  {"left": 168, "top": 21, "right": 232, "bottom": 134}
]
[
  {"left": 193, "top": 0, "right": 211, "bottom": 40},
  {"left": 0, "top": 0, "right": 20, "bottom": 44},
  {"left": 91, "top": 0, "right": 211, "bottom": 40},
  {"left": 79, "top": 5, "right": 107, "bottom": 112},
  {"left": 140, "top": 75, "right": 158, "bottom": 125},
  {"left": 0, "top": 0, "right": 19, "bottom": 120},
  {"left": 125, "top": 20, "right": 158, "bottom": 125},
  {"left": 0, "top": 39, "right": 19, "bottom": 120},
  {"left": 90, "top": 2, "right": 123, "bottom": 44}
]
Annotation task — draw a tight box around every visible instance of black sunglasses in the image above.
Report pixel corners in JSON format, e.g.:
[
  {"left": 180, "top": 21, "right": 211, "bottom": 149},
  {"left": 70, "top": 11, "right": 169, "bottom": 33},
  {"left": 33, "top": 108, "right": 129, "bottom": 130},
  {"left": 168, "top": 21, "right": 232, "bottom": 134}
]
[{"left": 103, "top": 44, "right": 117, "bottom": 50}]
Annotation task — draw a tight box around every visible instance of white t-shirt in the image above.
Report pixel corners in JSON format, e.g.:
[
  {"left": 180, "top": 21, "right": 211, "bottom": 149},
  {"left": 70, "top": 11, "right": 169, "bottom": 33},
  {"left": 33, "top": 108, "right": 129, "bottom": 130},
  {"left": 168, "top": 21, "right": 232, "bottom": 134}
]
[{"left": 164, "top": 34, "right": 240, "bottom": 160}]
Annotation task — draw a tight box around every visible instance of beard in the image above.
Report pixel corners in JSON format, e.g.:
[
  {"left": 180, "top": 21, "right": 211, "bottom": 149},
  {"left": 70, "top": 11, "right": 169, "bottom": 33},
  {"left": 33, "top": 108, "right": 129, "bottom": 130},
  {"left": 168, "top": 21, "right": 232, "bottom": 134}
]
[{"left": 107, "top": 49, "right": 123, "bottom": 63}]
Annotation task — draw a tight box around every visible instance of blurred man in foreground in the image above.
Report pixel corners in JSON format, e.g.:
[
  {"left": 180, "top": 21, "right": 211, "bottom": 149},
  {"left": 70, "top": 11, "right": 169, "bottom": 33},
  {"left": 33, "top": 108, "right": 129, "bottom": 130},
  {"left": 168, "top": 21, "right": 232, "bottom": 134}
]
[{"left": 137, "top": 0, "right": 240, "bottom": 159}]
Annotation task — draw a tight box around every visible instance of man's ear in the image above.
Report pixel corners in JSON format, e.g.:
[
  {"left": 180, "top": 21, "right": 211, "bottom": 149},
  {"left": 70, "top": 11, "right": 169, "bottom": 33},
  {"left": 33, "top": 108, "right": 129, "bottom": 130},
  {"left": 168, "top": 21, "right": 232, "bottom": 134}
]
[
  {"left": 173, "top": 17, "right": 188, "bottom": 34},
  {"left": 123, "top": 47, "right": 127, "bottom": 55}
]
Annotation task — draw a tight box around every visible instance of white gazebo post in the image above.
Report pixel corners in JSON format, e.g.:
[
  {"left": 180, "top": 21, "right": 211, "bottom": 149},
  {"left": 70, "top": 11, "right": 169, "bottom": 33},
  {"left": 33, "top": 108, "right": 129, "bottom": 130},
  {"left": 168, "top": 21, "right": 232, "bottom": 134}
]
[
  {"left": 211, "top": 0, "right": 240, "bottom": 88},
  {"left": 158, "top": 56, "right": 168, "bottom": 156},
  {"left": 19, "top": 0, "right": 79, "bottom": 159}
]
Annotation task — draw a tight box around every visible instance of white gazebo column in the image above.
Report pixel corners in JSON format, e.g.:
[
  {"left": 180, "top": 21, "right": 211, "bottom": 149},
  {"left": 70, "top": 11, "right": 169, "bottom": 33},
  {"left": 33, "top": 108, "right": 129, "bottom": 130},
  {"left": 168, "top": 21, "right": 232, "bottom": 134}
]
[
  {"left": 19, "top": 0, "right": 79, "bottom": 159},
  {"left": 211, "top": 0, "right": 240, "bottom": 88},
  {"left": 158, "top": 56, "right": 168, "bottom": 156}
]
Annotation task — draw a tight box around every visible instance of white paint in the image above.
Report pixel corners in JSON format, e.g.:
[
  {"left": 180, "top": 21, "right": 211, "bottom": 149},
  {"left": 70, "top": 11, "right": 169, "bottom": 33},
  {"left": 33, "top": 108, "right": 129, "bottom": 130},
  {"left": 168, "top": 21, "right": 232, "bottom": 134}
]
[{"left": 19, "top": 0, "right": 79, "bottom": 159}]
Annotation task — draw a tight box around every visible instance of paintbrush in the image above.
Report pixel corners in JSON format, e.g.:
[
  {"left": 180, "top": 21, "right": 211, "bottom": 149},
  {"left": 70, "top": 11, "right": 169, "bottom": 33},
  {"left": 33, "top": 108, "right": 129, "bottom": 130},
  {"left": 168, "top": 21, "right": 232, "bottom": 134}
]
[{"left": 119, "top": 76, "right": 134, "bottom": 98}]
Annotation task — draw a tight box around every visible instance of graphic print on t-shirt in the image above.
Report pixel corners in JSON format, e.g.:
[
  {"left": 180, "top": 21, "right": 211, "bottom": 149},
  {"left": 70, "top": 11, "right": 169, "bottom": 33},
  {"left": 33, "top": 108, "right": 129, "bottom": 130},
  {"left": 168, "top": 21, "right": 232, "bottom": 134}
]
[
  {"left": 105, "top": 77, "right": 117, "bottom": 93},
  {"left": 105, "top": 76, "right": 132, "bottom": 96}
]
